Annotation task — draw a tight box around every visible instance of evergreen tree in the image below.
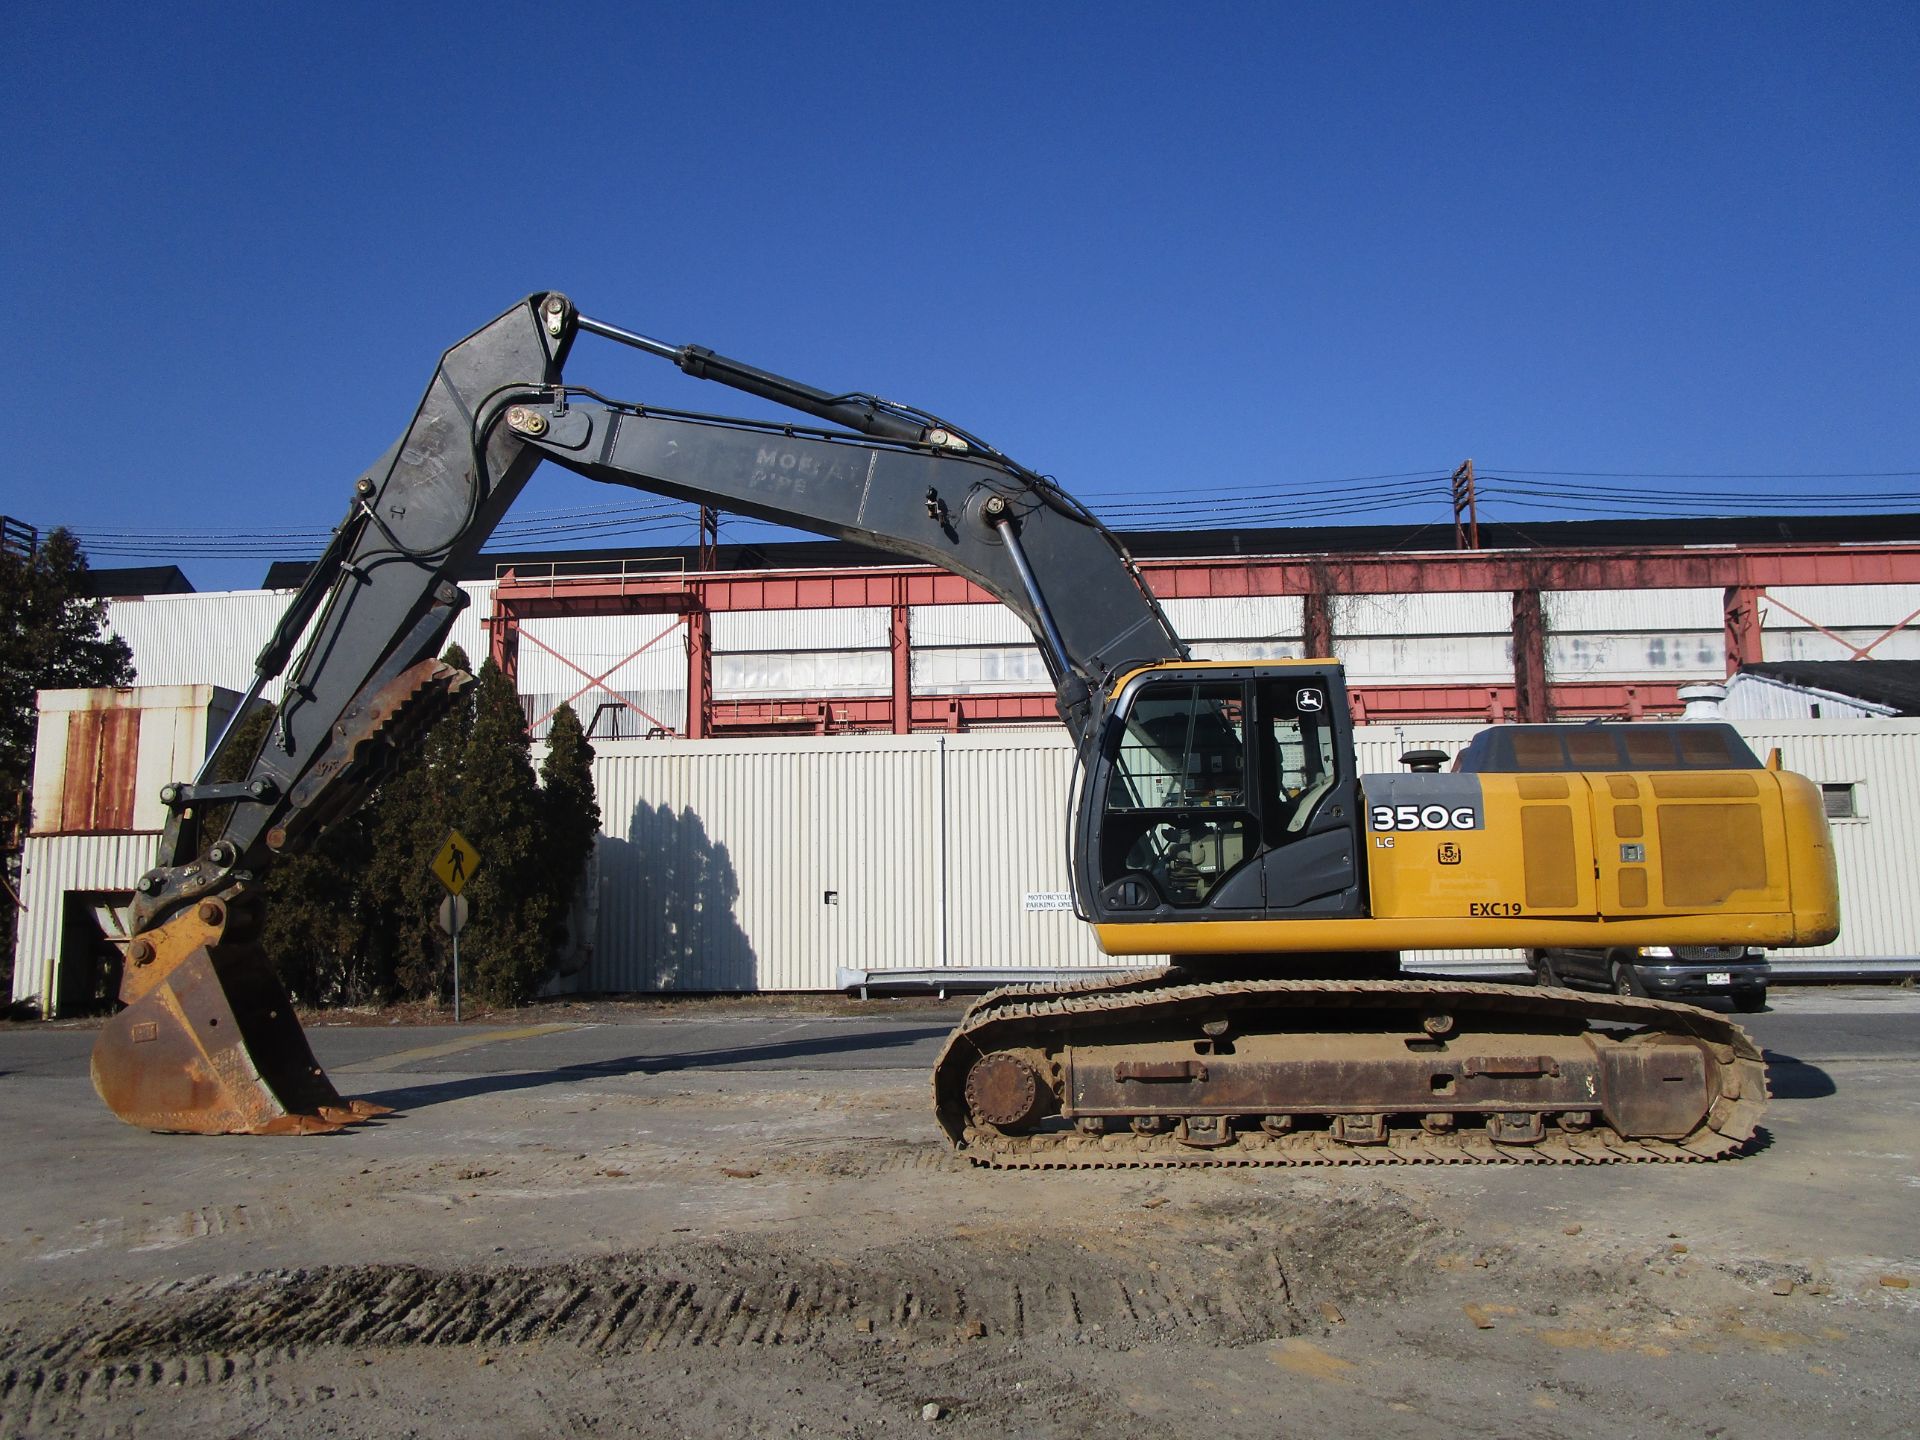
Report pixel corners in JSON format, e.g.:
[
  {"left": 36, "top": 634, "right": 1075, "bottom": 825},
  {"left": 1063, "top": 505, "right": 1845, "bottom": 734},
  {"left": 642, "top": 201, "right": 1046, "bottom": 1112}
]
[
  {"left": 1, "top": 528, "right": 135, "bottom": 983},
  {"left": 207, "top": 702, "right": 384, "bottom": 1003},
  {"left": 152, "top": 644, "right": 603, "bottom": 1014},
  {"left": 257, "top": 811, "right": 381, "bottom": 1002},
  {"left": 365, "top": 644, "right": 475, "bottom": 1001},
  {"left": 452, "top": 659, "right": 554, "bottom": 1006},
  {"left": 538, "top": 702, "right": 600, "bottom": 948}
]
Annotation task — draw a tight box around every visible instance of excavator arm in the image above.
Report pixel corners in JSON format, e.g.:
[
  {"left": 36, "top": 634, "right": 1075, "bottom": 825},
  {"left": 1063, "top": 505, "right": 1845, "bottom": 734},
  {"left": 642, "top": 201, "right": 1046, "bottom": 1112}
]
[
  {"left": 94, "top": 292, "right": 1181, "bottom": 1133},
  {"left": 92, "top": 293, "right": 1834, "bottom": 1164}
]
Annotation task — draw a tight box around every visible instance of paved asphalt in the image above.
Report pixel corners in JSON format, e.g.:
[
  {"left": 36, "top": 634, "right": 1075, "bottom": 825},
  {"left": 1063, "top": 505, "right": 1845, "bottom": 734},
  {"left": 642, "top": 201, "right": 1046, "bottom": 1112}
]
[{"left": 2, "top": 987, "right": 1913, "bottom": 1093}]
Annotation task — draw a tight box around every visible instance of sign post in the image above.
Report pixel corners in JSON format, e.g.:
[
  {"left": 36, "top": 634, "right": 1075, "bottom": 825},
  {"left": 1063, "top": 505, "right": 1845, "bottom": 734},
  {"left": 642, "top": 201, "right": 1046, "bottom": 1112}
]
[{"left": 430, "top": 830, "right": 481, "bottom": 1022}]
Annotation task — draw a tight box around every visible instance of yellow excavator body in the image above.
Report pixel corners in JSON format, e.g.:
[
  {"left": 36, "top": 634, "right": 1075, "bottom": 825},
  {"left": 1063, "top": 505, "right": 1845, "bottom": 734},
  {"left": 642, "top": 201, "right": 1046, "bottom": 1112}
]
[{"left": 1097, "top": 765, "right": 1841, "bottom": 957}]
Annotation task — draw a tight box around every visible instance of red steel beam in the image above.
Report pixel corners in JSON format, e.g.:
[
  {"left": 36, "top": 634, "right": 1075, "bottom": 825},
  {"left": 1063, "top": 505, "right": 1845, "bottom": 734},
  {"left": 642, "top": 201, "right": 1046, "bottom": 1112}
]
[
  {"left": 492, "top": 541, "right": 1920, "bottom": 618},
  {"left": 493, "top": 541, "right": 1920, "bottom": 618},
  {"left": 486, "top": 540, "right": 1916, "bottom": 736},
  {"left": 706, "top": 682, "right": 1681, "bottom": 734},
  {"left": 1351, "top": 682, "right": 1678, "bottom": 724}
]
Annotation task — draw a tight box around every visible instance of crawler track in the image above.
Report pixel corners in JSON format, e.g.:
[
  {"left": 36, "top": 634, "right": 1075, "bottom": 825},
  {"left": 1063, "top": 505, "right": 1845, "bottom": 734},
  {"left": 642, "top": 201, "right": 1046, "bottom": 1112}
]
[{"left": 931, "top": 972, "right": 1769, "bottom": 1167}]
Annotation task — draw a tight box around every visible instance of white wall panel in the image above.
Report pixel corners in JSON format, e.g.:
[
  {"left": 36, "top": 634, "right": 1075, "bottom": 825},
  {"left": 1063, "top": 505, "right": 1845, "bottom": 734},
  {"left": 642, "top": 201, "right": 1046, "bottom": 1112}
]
[
  {"left": 1189, "top": 640, "right": 1308, "bottom": 663},
  {"left": 911, "top": 647, "right": 1051, "bottom": 694},
  {"left": 107, "top": 591, "right": 296, "bottom": 696},
  {"left": 1337, "top": 591, "right": 1512, "bottom": 636},
  {"left": 1336, "top": 634, "right": 1515, "bottom": 685},
  {"left": 1547, "top": 588, "right": 1723, "bottom": 632},
  {"left": 1722, "top": 674, "right": 1891, "bottom": 722},
  {"left": 524, "top": 688, "right": 689, "bottom": 739},
  {"left": 712, "top": 607, "right": 888, "bottom": 652},
  {"left": 516, "top": 615, "right": 688, "bottom": 695},
  {"left": 1159, "top": 596, "right": 1303, "bottom": 639},
  {"left": 109, "top": 581, "right": 495, "bottom": 703},
  {"left": 10, "top": 832, "right": 156, "bottom": 1014},
  {"left": 940, "top": 736, "right": 1120, "bottom": 970},
  {"left": 910, "top": 603, "right": 1030, "bottom": 646},
  {"left": 590, "top": 736, "right": 941, "bottom": 991},
  {"left": 714, "top": 651, "right": 891, "bottom": 699},
  {"left": 1761, "top": 628, "right": 1920, "bottom": 663},
  {"left": 1549, "top": 632, "right": 1725, "bottom": 681},
  {"left": 447, "top": 581, "right": 494, "bottom": 664},
  {"left": 1764, "top": 585, "right": 1920, "bottom": 628},
  {"left": 1724, "top": 719, "right": 1918, "bottom": 961}
]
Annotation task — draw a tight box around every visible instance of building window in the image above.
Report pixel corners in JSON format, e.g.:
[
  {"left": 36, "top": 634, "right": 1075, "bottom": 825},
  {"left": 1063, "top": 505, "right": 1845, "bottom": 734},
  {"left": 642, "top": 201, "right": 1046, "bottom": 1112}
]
[{"left": 1821, "top": 783, "right": 1859, "bottom": 820}]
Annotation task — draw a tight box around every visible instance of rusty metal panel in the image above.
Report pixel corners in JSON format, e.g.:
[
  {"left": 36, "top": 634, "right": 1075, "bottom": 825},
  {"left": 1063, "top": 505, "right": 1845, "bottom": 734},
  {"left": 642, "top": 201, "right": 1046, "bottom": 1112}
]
[
  {"left": 52, "top": 696, "right": 142, "bottom": 831},
  {"left": 9, "top": 831, "right": 159, "bottom": 1014},
  {"left": 32, "top": 686, "right": 241, "bottom": 835}
]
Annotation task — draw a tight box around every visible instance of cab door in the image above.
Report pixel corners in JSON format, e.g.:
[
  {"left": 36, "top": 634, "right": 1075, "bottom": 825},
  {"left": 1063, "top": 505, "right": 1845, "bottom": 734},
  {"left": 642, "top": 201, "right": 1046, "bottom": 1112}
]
[{"left": 1082, "top": 668, "right": 1363, "bottom": 925}]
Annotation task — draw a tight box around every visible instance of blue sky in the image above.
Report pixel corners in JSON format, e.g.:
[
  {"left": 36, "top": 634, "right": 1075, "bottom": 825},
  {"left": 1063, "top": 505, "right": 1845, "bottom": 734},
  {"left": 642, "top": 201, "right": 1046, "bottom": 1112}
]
[{"left": 5, "top": 3, "right": 1916, "bottom": 591}]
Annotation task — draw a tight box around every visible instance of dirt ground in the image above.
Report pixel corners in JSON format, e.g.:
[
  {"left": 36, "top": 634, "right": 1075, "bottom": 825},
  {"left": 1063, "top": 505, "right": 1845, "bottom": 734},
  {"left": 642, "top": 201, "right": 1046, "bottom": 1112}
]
[{"left": 1, "top": 997, "right": 1916, "bottom": 1439}]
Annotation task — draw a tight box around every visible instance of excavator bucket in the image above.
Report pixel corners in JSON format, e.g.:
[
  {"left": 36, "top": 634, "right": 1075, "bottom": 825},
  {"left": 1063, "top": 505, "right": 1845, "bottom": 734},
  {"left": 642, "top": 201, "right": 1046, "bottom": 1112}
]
[{"left": 91, "top": 902, "right": 389, "bottom": 1135}]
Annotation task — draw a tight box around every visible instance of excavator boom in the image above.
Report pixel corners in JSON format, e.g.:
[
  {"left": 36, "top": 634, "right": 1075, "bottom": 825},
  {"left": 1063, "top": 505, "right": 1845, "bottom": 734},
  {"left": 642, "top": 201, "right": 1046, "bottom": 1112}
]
[{"left": 91, "top": 294, "right": 1837, "bottom": 1158}]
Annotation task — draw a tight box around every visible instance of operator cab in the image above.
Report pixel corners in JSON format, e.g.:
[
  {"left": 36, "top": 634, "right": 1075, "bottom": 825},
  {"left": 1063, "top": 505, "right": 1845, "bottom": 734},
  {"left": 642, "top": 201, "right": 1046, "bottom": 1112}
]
[{"left": 1078, "top": 664, "right": 1364, "bottom": 924}]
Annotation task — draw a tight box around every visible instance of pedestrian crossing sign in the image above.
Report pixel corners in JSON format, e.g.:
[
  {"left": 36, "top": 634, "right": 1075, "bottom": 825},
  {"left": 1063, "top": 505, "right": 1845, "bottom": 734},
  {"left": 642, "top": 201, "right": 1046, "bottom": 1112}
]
[{"left": 431, "top": 829, "right": 481, "bottom": 896}]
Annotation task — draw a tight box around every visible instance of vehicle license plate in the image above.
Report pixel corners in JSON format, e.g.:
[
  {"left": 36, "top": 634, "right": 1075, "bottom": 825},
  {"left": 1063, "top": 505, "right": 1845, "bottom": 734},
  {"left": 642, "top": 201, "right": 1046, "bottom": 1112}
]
[{"left": 1706, "top": 970, "right": 1732, "bottom": 986}]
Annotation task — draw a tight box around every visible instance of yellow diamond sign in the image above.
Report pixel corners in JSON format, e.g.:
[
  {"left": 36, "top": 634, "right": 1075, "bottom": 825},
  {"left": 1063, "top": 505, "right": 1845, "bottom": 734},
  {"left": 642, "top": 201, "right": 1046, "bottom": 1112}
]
[{"left": 430, "top": 829, "right": 481, "bottom": 896}]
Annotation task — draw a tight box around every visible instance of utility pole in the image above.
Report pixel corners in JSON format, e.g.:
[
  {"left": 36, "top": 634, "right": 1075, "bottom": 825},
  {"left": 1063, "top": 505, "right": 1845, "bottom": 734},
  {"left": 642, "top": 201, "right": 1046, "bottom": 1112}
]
[
  {"left": 698, "top": 506, "right": 719, "bottom": 572},
  {"left": 1450, "top": 461, "right": 1480, "bottom": 550},
  {"left": 0, "top": 516, "right": 36, "bottom": 560}
]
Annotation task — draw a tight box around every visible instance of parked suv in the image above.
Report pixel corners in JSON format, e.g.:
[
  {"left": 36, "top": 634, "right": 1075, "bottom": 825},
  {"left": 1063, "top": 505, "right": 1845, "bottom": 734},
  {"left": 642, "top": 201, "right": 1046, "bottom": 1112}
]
[{"left": 1529, "top": 944, "right": 1769, "bottom": 1012}]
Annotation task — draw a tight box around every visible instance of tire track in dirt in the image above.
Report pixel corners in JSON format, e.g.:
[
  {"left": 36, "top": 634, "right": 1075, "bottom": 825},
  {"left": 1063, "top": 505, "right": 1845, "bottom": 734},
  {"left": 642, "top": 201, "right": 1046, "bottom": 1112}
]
[{"left": 0, "top": 1197, "right": 1447, "bottom": 1435}]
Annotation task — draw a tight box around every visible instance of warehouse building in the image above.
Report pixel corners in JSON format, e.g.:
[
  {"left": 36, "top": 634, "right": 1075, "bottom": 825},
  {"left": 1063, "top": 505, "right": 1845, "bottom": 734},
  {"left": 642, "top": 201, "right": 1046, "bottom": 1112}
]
[{"left": 13, "top": 516, "right": 1919, "bottom": 1012}]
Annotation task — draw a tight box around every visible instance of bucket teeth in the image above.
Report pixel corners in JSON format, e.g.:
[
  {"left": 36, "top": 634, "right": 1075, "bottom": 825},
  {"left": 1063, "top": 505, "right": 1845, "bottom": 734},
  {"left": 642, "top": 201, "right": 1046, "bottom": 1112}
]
[
  {"left": 260, "top": 1113, "right": 351, "bottom": 1136},
  {"left": 346, "top": 660, "right": 472, "bottom": 779}
]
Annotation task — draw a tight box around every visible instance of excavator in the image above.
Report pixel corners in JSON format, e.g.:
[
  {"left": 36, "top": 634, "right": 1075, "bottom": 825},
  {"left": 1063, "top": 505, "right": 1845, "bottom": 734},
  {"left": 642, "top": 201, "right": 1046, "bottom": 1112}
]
[{"left": 91, "top": 294, "right": 1841, "bottom": 1165}]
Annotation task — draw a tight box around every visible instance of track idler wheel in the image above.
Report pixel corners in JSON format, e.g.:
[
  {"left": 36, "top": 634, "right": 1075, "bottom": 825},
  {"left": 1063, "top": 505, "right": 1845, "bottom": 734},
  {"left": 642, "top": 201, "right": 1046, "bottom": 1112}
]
[
  {"left": 90, "top": 897, "right": 391, "bottom": 1135},
  {"left": 963, "top": 1051, "right": 1051, "bottom": 1131}
]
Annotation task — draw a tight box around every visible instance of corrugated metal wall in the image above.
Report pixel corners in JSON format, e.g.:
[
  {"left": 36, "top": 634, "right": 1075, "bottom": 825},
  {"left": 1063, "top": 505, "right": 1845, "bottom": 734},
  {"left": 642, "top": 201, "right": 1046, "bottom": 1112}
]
[
  {"left": 582, "top": 718, "right": 1920, "bottom": 989},
  {"left": 1732, "top": 720, "right": 1916, "bottom": 959},
  {"left": 1722, "top": 674, "right": 1891, "bottom": 722},
  {"left": 11, "top": 716, "right": 1916, "bottom": 1003},
  {"left": 588, "top": 732, "right": 1109, "bottom": 990},
  {"left": 30, "top": 686, "right": 237, "bottom": 833},
  {"left": 518, "top": 613, "right": 690, "bottom": 738},
  {"left": 907, "top": 603, "right": 1050, "bottom": 695},
  {"left": 106, "top": 582, "right": 494, "bottom": 701},
  {"left": 104, "top": 578, "right": 1920, "bottom": 716},
  {"left": 10, "top": 832, "right": 157, "bottom": 1013}
]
